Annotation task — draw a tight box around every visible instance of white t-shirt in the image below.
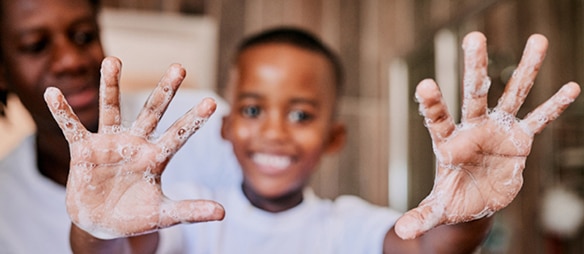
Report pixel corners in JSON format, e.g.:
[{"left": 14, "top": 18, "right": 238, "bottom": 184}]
[
  {"left": 0, "top": 89, "right": 237, "bottom": 253},
  {"left": 158, "top": 183, "right": 401, "bottom": 254},
  {"left": 0, "top": 136, "right": 70, "bottom": 253}
]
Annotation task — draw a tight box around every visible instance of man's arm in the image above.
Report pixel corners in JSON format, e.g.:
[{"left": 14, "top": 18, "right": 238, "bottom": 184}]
[{"left": 381, "top": 32, "right": 580, "bottom": 253}]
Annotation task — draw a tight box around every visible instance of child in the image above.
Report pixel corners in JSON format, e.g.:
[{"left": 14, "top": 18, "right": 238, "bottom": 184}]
[{"left": 46, "top": 28, "right": 580, "bottom": 253}]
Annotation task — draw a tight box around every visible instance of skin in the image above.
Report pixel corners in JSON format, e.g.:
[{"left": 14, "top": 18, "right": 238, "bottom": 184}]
[
  {"left": 47, "top": 57, "right": 225, "bottom": 252},
  {"left": 45, "top": 32, "right": 580, "bottom": 253},
  {"left": 0, "top": 0, "right": 103, "bottom": 186},
  {"left": 0, "top": 0, "right": 222, "bottom": 251},
  {"left": 394, "top": 32, "right": 580, "bottom": 239},
  {"left": 221, "top": 44, "right": 346, "bottom": 213},
  {"left": 383, "top": 32, "right": 580, "bottom": 253}
]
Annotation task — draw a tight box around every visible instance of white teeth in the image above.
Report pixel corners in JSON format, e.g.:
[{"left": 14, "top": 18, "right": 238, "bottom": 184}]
[{"left": 253, "top": 153, "right": 291, "bottom": 170}]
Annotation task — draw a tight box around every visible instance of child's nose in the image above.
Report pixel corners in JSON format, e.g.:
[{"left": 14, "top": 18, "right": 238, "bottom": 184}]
[{"left": 260, "top": 114, "right": 289, "bottom": 141}]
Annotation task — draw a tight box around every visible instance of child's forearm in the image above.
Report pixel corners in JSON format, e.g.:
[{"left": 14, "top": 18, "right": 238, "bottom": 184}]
[
  {"left": 383, "top": 216, "right": 492, "bottom": 254},
  {"left": 70, "top": 224, "right": 159, "bottom": 254},
  {"left": 420, "top": 216, "right": 493, "bottom": 253}
]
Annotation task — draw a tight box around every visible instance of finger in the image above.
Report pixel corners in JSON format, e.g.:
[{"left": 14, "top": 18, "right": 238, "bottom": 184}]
[
  {"left": 394, "top": 202, "right": 444, "bottom": 240},
  {"left": 522, "top": 82, "right": 580, "bottom": 135},
  {"left": 496, "top": 34, "right": 548, "bottom": 115},
  {"left": 98, "top": 57, "right": 123, "bottom": 133},
  {"left": 44, "top": 87, "right": 90, "bottom": 143},
  {"left": 461, "top": 32, "right": 490, "bottom": 121},
  {"left": 155, "top": 98, "right": 217, "bottom": 169},
  {"left": 416, "top": 79, "right": 456, "bottom": 144},
  {"left": 159, "top": 199, "right": 225, "bottom": 227},
  {"left": 131, "top": 64, "right": 186, "bottom": 137}
]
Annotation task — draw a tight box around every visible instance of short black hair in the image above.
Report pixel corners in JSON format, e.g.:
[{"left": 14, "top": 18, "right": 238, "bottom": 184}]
[{"left": 235, "top": 26, "right": 344, "bottom": 98}]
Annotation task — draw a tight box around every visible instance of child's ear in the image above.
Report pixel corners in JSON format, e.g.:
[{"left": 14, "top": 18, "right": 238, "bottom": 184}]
[{"left": 325, "top": 122, "right": 346, "bottom": 154}]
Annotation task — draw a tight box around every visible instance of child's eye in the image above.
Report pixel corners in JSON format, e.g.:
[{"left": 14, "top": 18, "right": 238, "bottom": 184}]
[
  {"left": 241, "top": 105, "right": 261, "bottom": 118},
  {"left": 288, "top": 110, "right": 313, "bottom": 123}
]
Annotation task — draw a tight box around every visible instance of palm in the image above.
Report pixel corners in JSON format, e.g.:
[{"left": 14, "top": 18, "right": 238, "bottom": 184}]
[
  {"left": 44, "top": 57, "right": 225, "bottom": 239},
  {"left": 394, "top": 32, "right": 581, "bottom": 239},
  {"left": 66, "top": 133, "right": 168, "bottom": 239},
  {"left": 431, "top": 117, "right": 531, "bottom": 220}
]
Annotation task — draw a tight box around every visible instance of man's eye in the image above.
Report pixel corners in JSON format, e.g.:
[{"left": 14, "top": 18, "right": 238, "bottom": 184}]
[
  {"left": 20, "top": 40, "right": 48, "bottom": 54},
  {"left": 288, "top": 110, "right": 312, "bottom": 123},
  {"left": 241, "top": 105, "right": 261, "bottom": 118},
  {"left": 71, "top": 29, "right": 98, "bottom": 46}
]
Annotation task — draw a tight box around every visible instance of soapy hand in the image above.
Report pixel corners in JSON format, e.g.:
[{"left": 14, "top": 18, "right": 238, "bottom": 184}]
[
  {"left": 394, "top": 32, "right": 580, "bottom": 239},
  {"left": 44, "top": 57, "right": 225, "bottom": 239}
]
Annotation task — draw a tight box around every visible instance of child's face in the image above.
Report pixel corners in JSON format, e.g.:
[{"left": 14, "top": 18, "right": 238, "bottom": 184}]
[
  {"left": 222, "top": 44, "right": 345, "bottom": 202},
  {"left": 0, "top": 0, "right": 103, "bottom": 132}
]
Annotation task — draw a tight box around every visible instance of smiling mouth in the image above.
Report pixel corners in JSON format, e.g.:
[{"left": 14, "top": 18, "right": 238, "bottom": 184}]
[
  {"left": 63, "top": 87, "right": 98, "bottom": 110},
  {"left": 252, "top": 153, "right": 292, "bottom": 172}
]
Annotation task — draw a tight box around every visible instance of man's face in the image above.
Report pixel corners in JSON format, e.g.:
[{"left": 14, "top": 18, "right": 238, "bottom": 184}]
[
  {"left": 0, "top": 0, "right": 104, "bottom": 132},
  {"left": 222, "top": 44, "right": 344, "bottom": 201}
]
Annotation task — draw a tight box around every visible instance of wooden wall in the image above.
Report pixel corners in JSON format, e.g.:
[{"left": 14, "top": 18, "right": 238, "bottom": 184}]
[{"left": 101, "top": 0, "right": 584, "bottom": 253}]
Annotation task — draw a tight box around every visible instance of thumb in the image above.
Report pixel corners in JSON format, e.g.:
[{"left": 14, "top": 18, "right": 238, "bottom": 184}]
[
  {"left": 394, "top": 201, "right": 444, "bottom": 240},
  {"left": 159, "top": 199, "right": 225, "bottom": 227}
]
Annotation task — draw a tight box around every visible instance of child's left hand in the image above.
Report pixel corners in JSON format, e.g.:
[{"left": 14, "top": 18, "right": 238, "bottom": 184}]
[
  {"left": 44, "top": 57, "right": 225, "bottom": 239},
  {"left": 394, "top": 31, "right": 580, "bottom": 240}
]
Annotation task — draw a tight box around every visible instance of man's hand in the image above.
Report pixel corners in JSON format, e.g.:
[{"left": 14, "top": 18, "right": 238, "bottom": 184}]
[
  {"left": 44, "top": 57, "right": 225, "bottom": 239},
  {"left": 394, "top": 32, "right": 580, "bottom": 240}
]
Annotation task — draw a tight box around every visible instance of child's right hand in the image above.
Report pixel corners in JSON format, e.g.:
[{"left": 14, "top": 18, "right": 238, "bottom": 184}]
[
  {"left": 44, "top": 57, "right": 225, "bottom": 239},
  {"left": 394, "top": 32, "right": 580, "bottom": 240}
]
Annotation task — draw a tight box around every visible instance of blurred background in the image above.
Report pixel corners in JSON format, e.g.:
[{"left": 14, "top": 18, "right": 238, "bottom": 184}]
[{"left": 2, "top": 0, "right": 584, "bottom": 253}]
